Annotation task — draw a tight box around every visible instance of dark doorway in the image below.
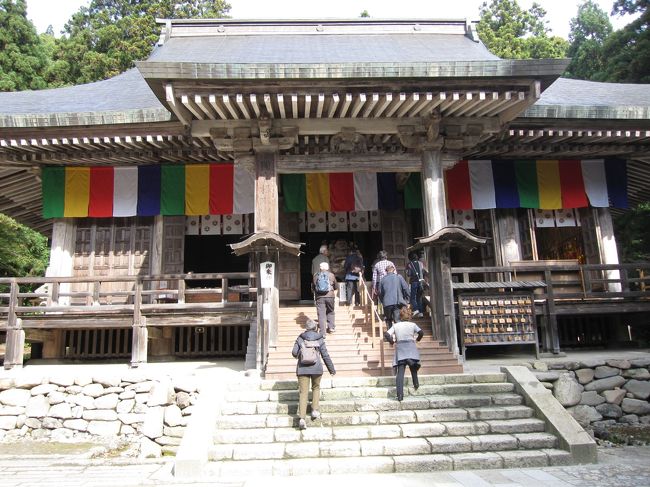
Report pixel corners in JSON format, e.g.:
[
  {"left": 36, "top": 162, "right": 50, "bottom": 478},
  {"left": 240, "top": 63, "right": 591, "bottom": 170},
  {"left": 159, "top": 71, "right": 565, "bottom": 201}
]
[{"left": 184, "top": 235, "right": 249, "bottom": 287}]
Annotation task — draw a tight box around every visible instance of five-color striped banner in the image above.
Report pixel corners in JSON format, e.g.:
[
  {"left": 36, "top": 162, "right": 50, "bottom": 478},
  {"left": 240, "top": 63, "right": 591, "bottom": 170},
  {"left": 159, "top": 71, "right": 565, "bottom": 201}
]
[
  {"left": 445, "top": 159, "right": 627, "bottom": 210},
  {"left": 41, "top": 164, "right": 254, "bottom": 218}
]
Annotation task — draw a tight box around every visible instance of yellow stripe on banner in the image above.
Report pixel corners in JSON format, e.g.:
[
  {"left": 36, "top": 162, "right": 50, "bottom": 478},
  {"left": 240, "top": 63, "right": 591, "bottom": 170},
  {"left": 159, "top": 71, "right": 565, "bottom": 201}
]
[
  {"left": 536, "top": 160, "right": 562, "bottom": 209},
  {"left": 64, "top": 167, "right": 90, "bottom": 217},
  {"left": 306, "top": 173, "right": 330, "bottom": 212},
  {"left": 185, "top": 164, "right": 210, "bottom": 215}
]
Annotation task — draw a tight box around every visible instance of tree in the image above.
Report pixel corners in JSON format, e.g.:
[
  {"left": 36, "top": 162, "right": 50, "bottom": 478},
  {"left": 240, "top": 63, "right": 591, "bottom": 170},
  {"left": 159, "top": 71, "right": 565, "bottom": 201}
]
[
  {"left": 0, "top": 0, "right": 49, "bottom": 91},
  {"left": 564, "top": 0, "right": 613, "bottom": 80},
  {"left": 598, "top": 0, "right": 649, "bottom": 82},
  {"left": 477, "top": 0, "right": 568, "bottom": 59},
  {"left": 613, "top": 202, "right": 650, "bottom": 263},
  {"left": 52, "top": 0, "right": 231, "bottom": 85},
  {"left": 360, "top": 10, "right": 370, "bottom": 18},
  {"left": 0, "top": 214, "right": 49, "bottom": 278}
]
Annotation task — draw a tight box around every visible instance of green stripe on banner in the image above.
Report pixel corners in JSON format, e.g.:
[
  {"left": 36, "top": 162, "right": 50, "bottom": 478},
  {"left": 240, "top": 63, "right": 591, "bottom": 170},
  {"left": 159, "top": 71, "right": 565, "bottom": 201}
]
[
  {"left": 161, "top": 165, "right": 185, "bottom": 215},
  {"left": 42, "top": 167, "right": 65, "bottom": 218},
  {"left": 282, "top": 174, "right": 306, "bottom": 212},
  {"left": 404, "top": 173, "right": 423, "bottom": 209},
  {"left": 515, "top": 160, "right": 539, "bottom": 208}
]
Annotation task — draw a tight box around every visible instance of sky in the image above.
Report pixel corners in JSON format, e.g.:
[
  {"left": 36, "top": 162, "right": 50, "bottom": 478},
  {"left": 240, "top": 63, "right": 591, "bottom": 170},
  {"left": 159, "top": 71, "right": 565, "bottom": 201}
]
[{"left": 26, "top": 0, "right": 636, "bottom": 39}]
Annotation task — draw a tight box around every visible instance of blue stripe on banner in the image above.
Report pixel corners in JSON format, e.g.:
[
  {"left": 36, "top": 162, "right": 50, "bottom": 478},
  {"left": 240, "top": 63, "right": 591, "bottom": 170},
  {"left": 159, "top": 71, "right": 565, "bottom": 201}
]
[
  {"left": 137, "top": 165, "right": 161, "bottom": 216},
  {"left": 377, "top": 172, "right": 399, "bottom": 210},
  {"left": 605, "top": 159, "right": 628, "bottom": 208},
  {"left": 492, "top": 160, "right": 520, "bottom": 208}
]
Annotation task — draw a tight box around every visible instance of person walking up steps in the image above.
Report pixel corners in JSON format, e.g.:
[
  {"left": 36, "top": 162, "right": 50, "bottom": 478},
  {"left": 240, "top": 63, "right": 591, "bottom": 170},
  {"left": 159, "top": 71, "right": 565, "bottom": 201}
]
[
  {"left": 292, "top": 319, "right": 336, "bottom": 429},
  {"left": 384, "top": 306, "right": 423, "bottom": 401},
  {"left": 313, "top": 261, "right": 337, "bottom": 334}
]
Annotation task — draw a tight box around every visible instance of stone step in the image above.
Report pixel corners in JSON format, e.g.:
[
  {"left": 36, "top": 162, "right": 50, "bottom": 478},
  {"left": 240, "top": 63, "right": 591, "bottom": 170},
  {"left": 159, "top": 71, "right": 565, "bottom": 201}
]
[
  {"left": 205, "top": 448, "right": 572, "bottom": 477},
  {"left": 209, "top": 432, "right": 557, "bottom": 461},
  {"left": 214, "top": 411, "right": 540, "bottom": 444},
  {"left": 221, "top": 382, "right": 516, "bottom": 403},
  {"left": 215, "top": 395, "right": 528, "bottom": 429}
]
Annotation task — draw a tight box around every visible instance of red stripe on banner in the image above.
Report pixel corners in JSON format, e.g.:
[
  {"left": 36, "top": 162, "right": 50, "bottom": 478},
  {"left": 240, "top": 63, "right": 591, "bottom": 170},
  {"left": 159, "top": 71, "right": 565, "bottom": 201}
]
[
  {"left": 559, "top": 160, "right": 589, "bottom": 208},
  {"left": 446, "top": 160, "right": 472, "bottom": 209},
  {"left": 209, "top": 163, "right": 234, "bottom": 214},
  {"left": 329, "top": 172, "right": 355, "bottom": 211},
  {"left": 88, "top": 166, "right": 114, "bottom": 217}
]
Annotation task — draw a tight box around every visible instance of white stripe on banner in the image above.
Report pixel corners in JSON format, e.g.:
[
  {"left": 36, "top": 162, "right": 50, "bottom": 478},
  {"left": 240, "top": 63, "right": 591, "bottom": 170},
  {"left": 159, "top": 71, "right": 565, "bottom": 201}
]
[
  {"left": 113, "top": 167, "right": 138, "bottom": 217},
  {"left": 233, "top": 165, "right": 254, "bottom": 214},
  {"left": 582, "top": 159, "right": 608, "bottom": 207},
  {"left": 469, "top": 160, "right": 495, "bottom": 209},
  {"left": 354, "top": 172, "right": 378, "bottom": 211}
]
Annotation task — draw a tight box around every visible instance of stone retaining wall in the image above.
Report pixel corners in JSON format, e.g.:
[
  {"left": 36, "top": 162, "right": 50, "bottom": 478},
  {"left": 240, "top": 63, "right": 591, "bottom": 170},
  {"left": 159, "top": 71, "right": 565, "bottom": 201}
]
[
  {"left": 0, "top": 371, "right": 199, "bottom": 457},
  {"left": 529, "top": 357, "right": 650, "bottom": 431}
]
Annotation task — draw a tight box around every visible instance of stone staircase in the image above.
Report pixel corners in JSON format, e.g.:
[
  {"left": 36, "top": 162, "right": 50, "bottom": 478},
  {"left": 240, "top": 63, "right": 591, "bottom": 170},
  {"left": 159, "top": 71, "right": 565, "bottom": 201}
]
[
  {"left": 204, "top": 372, "right": 575, "bottom": 477},
  {"left": 265, "top": 304, "right": 463, "bottom": 379}
]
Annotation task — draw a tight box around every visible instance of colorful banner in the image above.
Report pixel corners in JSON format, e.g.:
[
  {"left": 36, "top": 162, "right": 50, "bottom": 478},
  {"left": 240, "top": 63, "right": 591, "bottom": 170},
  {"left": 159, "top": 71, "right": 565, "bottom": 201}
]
[
  {"left": 283, "top": 172, "right": 402, "bottom": 212},
  {"left": 444, "top": 159, "right": 627, "bottom": 210},
  {"left": 42, "top": 163, "right": 254, "bottom": 219}
]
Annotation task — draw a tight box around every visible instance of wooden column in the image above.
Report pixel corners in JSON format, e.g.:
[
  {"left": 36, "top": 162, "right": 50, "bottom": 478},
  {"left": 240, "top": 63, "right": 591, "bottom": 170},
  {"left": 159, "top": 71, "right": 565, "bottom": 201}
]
[
  {"left": 596, "top": 208, "right": 622, "bottom": 292},
  {"left": 496, "top": 209, "right": 522, "bottom": 266},
  {"left": 4, "top": 280, "right": 24, "bottom": 369},
  {"left": 130, "top": 279, "right": 148, "bottom": 367},
  {"left": 421, "top": 150, "right": 458, "bottom": 355},
  {"left": 254, "top": 150, "right": 279, "bottom": 348}
]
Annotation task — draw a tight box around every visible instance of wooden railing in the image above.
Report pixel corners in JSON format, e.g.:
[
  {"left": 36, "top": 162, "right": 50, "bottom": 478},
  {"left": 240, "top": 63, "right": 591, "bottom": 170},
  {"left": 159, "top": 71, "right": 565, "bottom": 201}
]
[
  {"left": 357, "top": 278, "right": 387, "bottom": 374},
  {"left": 0, "top": 272, "right": 257, "bottom": 369}
]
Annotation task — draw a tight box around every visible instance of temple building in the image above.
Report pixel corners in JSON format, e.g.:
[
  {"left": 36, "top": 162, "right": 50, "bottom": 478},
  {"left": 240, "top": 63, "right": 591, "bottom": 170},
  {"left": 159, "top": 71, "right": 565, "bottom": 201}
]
[{"left": 1, "top": 19, "right": 649, "bottom": 374}]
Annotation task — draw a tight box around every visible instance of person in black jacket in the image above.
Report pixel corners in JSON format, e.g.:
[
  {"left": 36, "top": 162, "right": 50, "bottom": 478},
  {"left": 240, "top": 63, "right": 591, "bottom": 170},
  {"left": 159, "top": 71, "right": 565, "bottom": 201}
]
[
  {"left": 378, "top": 264, "right": 410, "bottom": 328},
  {"left": 291, "top": 319, "right": 336, "bottom": 430}
]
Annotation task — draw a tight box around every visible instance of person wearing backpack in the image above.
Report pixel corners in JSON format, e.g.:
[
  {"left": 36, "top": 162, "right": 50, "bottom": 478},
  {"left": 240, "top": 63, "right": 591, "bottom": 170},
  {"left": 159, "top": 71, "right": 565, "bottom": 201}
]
[
  {"left": 291, "top": 319, "right": 336, "bottom": 430},
  {"left": 312, "top": 261, "right": 337, "bottom": 335},
  {"left": 406, "top": 252, "right": 429, "bottom": 318}
]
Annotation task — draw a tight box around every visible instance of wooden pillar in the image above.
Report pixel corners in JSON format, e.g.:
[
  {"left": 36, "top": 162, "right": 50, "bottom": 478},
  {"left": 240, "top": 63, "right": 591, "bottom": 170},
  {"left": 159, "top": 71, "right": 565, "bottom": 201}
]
[
  {"left": 150, "top": 215, "right": 164, "bottom": 276},
  {"left": 48, "top": 219, "right": 75, "bottom": 305},
  {"left": 4, "top": 280, "right": 24, "bottom": 370},
  {"left": 130, "top": 280, "right": 148, "bottom": 367},
  {"left": 596, "top": 208, "right": 622, "bottom": 292},
  {"left": 496, "top": 209, "right": 522, "bottom": 266},
  {"left": 421, "top": 150, "right": 458, "bottom": 355},
  {"left": 254, "top": 150, "right": 279, "bottom": 349}
]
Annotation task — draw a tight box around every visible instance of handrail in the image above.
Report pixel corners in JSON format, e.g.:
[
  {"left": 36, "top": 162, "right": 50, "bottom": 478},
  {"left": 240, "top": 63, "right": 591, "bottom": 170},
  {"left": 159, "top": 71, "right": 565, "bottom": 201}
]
[{"left": 358, "top": 277, "right": 387, "bottom": 374}]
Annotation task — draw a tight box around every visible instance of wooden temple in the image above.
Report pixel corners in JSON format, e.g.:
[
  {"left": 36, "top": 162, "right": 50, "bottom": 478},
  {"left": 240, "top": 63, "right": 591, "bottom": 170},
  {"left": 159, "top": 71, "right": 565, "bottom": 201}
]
[{"left": 1, "top": 19, "right": 649, "bottom": 372}]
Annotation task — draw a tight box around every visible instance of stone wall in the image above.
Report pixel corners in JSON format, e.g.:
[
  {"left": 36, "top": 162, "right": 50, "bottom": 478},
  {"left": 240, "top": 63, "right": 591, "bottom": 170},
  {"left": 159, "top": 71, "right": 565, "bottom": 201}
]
[
  {"left": 0, "top": 371, "right": 199, "bottom": 457},
  {"left": 530, "top": 357, "right": 650, "bottom": 431}
]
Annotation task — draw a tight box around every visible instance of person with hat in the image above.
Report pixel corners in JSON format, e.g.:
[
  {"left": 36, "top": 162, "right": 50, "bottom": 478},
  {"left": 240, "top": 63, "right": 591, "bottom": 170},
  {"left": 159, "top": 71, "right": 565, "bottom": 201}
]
[{"left": 291, "top": 319, "right": 336, "bottom": 430}]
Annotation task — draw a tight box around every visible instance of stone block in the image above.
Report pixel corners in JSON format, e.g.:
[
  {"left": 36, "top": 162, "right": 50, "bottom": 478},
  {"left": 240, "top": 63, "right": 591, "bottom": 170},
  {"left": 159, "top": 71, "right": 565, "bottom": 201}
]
[
  {"left": 533, "top": 361, "right": 548, "bottom": 371},
  {"left": 163, "top": 425, "right": 185, "bottom": 437},
  {"left": 450, "top": 451, "right": 503, "bottom": 470},
  {"left": 368, "top": 424, "right": 402, "bottom": 439},
  {"left": 25, "top": 395, "right": 50, "bottom": 418},
  {"left": 139, "top": 437, "right": 162, "bottom": 459},
  {"left": 603, "top": 389, "right": 626, "bottom": 405},
  {"left": 48, "top": 375, "right": 74, "bottom": 387},
  {"left": 595, "top": 403, "right": 622, "bottom": 418},
  {"left": 24, "top": 417, "right": 41, "bottom": 429},
  {"left": 117, "top": 412, "right": 146, "bottom": 425},
  {"left": 172, "top": 377, "right": 199, "bottom": 394},
  {"left": 487, "top": 418, "right": 544, "bottom": 434},
  {"left": 401, "top": 422, "right": 445, "bottom": 438},
  {"left": 0, "top": 389, "right": 31, "bottom": 407},
  {"left": 568, "top": 405, "right": 602, "bottom": 426},
  {"left": 623, "top": 368, "right": 650, "bottom": 380},
  {"left": 63, "top": 419, "right": 89, "bottom": 431},
  {"left": 155, "top": 435, "right": 182, "bottom": 446},
  {"left": 630, "top": 358, "right": 650, "bottom": 368},
  {"left": 579, "top": 359, "right": 606, "bottom": 368},
  {"left": 513, "top": 432, "right": 557, "bottom": 449},
  {"left": 42, "top": 417, "right": 63, "bottom": 429},
  {"left": 473, "top": 373, "right": 507, "bottom": 383},
  {"left": 621, "top": 398, "right": 650, "bottom": 415},
  {"left": 534, "top": 371, "right": 560, "bottom": 382},
  {"left": 66, "top": 394, "right": 95, "bottom": 409},
  {"left": 331, "top": 425, "right": 371, "bottom": 440},
  {"left": 624, "top": 379, "right": 650, "bottom": 400},
  {"left": 445, "top": 421, "right": 490, "bottom": 436},
  {"left": 0, "top": 405, "right": 23, "bottom": 416},
  {"left": 30, "top": 384, "right": 58, "bottom": 396},
  {"left": 580, "top": 391, "right": 606, "bottom": 406},
  {"left": 0, "top": 416, "right": 17, "bottom": 429},
  {"left": 141, "top": 406, "right": 164, "bottom": 439},
  {"left": 117, "top": 399, "right": 135, "bottom": 414},
  {"left": 607, "top": 359, "right": 631, "bottom": 370},
  {"left": 319, "top": 440, "right": 361, "bottom": 457},
  {"left": 48, "top": 402, "right": 72, "bottom": 419},
  {"left": 284, "top": 440, "right": 320, "bottom": 458},
  {"left": 575, "top": 368, "right": 595, "bottom": 384},
  {"left": 301, "top": 427, "right": 333, "bottom": 442},
  {"left": 328, "top": 456, "right": 394, "bottom": 474},
  {"left": 82, "top": 409, "right": 118, "bottom": 421},
  {"left": 274, "top": 428, "right": 301, "bottom": 442},
  {"left": 499, "top": 449, "right": 548, "bottom": 468},
  {"left": 164, "top": 404, "right": 184, "bottom": 426},
  {"left": 491, "top": 393, "right": 523, "bottom": 406},
  {"left": 543, "top": 448, "right": 574, "bottom": 466},
  {"left": 553, "top": 374, "right": 583, "bottom": 406},
  {"left": 469, "top": 434, "right": 517, "bottom": 452},
  {"left": 584, "top": 375, "right": 626, "bottom": 392},
  {"left": 0, "top": 378, "right": 16, "bottom": 390},
  {"left": 87, "top": 420, "right": 121, "bottom": 436},
  {"left": 377, "top": 410, "right": 415, "bottom": 424},
  {"left": 119, "top": 390, "right": 137, "bottom": 400},
  {"left": 620, "top": 414, "right": 639, "bottom": 424},
  {"left": 175, "top": 391, "right": 191, "bottom": 409},
  {"left": 94, "top": 393, "right": 119, "bottom": 409},
  {"left": 91, "top": 374, "right": 121, "bottom": 388},
  {"left": 394, "top": 454, "right": 452, "bottom": 472},
  {"left": 415, "top": 408, "right": 467, "bottom": 422},
  {"left": 594, "top": 366, "right": 621, "bottom": 379},
  {"left": 470, "top": 383, "right": 514, "bottom": 394},
  {"left": 81, "top": 384, "right": 105, "bottom": 398},
  {"left": 427, "top": 436, "right": 472, "bottom": 453}
]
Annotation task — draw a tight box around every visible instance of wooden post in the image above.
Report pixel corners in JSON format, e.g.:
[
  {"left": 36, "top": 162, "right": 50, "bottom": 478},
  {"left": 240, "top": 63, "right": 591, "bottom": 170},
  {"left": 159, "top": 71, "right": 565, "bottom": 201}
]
[
  {"left": 596, "top": 208, "right": 622, "bottom": 292},
  {"left": 4, "top": 280, "right": 24, "bottom": 369},
  {"left": 544, "top": 269, "right": 560, "bottom": 354},
  {"left": 496, "top": 209, "right": 522, "bottom": 266},
  {"left": 130, "top": 279, "right": 148, "bottom": 367}
]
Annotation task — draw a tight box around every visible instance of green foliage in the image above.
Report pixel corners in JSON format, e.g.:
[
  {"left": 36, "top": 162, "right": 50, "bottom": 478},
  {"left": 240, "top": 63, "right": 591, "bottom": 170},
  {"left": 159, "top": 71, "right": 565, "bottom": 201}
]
[
  {"left": 565, "top": 0, "right": 613, "bottom": 80},
  {"left": 598, "top": 0, "right": 650, "bottom": 82},
  {"left": 613, "top": 202, "right": 650, "bottom": 263},
  {"left": 360, "top": 10, "right": 370, "bottom": 18},
  {"left": 0, "top": 213, "right": 49, "bottom": 277},
  {"left": 0, "top": 0, "right": 49, "bottom": 91},
  {"left": 52, "top": 0, "right": 231, "bottom": 85},
  {"left": 477, "top": 0, "right": 568, "bottom": 59}
]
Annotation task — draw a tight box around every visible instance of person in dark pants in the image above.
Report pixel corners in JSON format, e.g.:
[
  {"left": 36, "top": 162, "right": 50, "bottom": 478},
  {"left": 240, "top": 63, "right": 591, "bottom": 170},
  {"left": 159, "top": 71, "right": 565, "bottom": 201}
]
[
  {"left": 343, "top": 245, "right": 364, "bottom": 306},
  {"left": 312, "top": 261, "right": 337, "bottom": 334},
  {"left": 406, "top": 252, "right": 428, "bottom": 318},
  {"left": 291, "top": 319, "right": 336, "bottom": 429},
  {"left": 378, "top": 263, "right": 410, "bottom": 328},
  {"left": 384, "top": 306, "right": 424, "bottom": 401}
]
